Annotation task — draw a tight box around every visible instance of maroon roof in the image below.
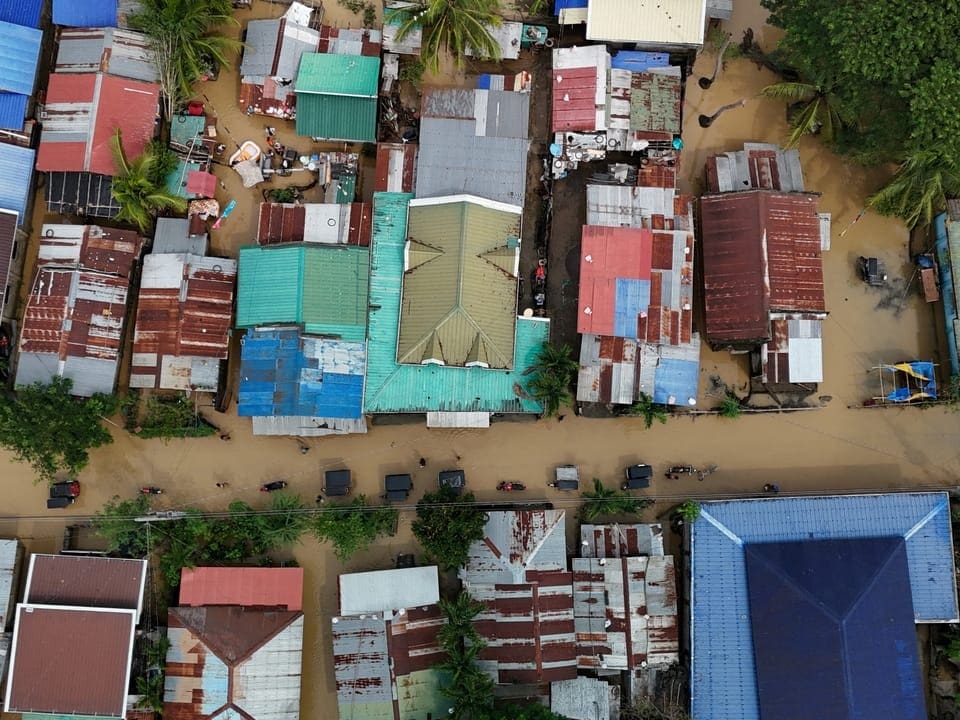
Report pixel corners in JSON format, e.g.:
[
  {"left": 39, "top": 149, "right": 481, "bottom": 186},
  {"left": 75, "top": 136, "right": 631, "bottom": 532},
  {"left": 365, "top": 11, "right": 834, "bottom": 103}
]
[
  {"left": 552, "top": 66, "right": 599, "bottom": 132},
  {"left": 700, "top": 191, "right": 825, "bottom": 345},
  {"left": 186, "top": 170, "right": 216, "bottom": 198},
  {"left": 317, "top": 26, "right": 381, "bottom": 56},
  {"left": 6, "top": 605, "right": 135, "bottom": 717},
  {"left": 257, "top": 202, "right": 371, "bottom": 246},
  {"left": 36, "top": 224, "right": 143, "bottom": 276},
  {"left": 0, "top": 210, "right": 18, "bottom": 306},
  {"left": 26, "top": 555, "right": 146, "bottom": 612}
]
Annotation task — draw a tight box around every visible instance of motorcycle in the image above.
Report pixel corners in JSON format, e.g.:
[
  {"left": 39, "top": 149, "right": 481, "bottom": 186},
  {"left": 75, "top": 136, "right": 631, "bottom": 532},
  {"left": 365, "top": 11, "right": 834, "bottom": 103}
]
[
  {"left": 496, "top": 481, "right": 526, "bottom": 492},
  {"left": 260, "top": 480, "right": 288, "bottom": 492},
  {"left": 139, "top": 487, "right": 164, "bottom": 495},
  {"left": 763, "top": 483, "right": 780, "bottom": 494},
  {"left": 665, "top": 465, "right": 698, "bottom": 478}
]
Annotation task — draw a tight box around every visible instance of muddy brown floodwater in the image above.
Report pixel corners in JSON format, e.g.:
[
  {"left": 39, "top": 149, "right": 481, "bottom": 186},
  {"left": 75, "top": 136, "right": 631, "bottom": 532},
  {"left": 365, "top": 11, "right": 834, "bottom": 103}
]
[{"left": 2, "top": 1, "right": 959, "bottom": 717}]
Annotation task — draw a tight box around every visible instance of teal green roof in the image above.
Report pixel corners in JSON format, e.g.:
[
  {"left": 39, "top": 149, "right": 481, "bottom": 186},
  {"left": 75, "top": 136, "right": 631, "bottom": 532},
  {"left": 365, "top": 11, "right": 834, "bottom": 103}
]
[
  {"left": 363, "top": 192, "right": 547, "bottom": 414},
  {"left": 236, "top": 244, "right": 369, "bottom": 342},
  {"left": 295, "top": 93, "right": 377, "bottom": 142},
  {"left": 165, "top": 159, "right": 202, "bottom": 199},
  {"left": 295, "top": 53, "right": 380, "bottom": 95}
]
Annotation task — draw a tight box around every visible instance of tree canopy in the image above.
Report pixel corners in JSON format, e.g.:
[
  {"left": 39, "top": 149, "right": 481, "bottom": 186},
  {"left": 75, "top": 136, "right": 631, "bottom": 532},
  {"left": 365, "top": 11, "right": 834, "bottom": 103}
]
[
  {"left": 388, "top": 0, "right": 502, "bottom": 72},
  {"left": 313, "top": 495, "right": 398, "bottom": 560},
  {"left": 412, "top": 486, "right": 486, "bottom": 569},
  {"left": 0, "top": 377, "right": 116, "bottom": 482},
  {"left": 525, "top": 342, "right": 578, "bottom": 418},
  {"left": 111, "top": 129, "right": 187, "bottom": 232}
]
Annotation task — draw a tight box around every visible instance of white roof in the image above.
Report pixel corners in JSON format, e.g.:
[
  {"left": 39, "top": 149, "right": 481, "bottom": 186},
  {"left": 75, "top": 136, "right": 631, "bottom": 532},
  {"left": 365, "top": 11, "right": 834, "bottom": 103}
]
[
  {"left": 587, "top": 0, "right": 707, "bottom": 46},
  {"left": 339, "top": 566, "right": 440, "bottom": 615}
]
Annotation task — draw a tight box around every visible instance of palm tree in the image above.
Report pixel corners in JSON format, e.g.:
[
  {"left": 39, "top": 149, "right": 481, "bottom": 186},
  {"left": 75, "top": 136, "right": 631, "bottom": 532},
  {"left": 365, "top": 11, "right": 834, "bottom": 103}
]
[
  {"left": 580, "top": 478, "right": 649, "bottom": 522},
  {"left": 526, "top": 371, "right": 571, "bottom": 417},
  {"left": 760, "top": 79, "right": 856, "bottom": 148},
  {"left": 387, "top": 0, "right": 503, "bottom": 72},
  {"left": 111, "top": 130, "right": 187, "bottom": 232},
  {"left": 532, "top": 342, "right": 579, "bottom": 379},
  {"left": 130, "top": 0, "right": 241, "bottom": 118},
  {"left": 624, "top": 392, "right": 668, "bottom": 429},
  {"left": 867, "top": 151, "right": 960, "bottom": 229}
]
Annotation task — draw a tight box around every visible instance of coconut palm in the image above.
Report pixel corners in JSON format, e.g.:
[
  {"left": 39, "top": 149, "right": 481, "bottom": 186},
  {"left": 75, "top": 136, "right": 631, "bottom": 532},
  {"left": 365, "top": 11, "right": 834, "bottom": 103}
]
[
  {"left": 580, "top": 478, "right": 649, "bottom": 522},
  {"left": 130, "top": 0, "right": 241, "bottom": 118},
  {"left": 867, "top": 151, "right": 960, "bottom": 229},
  {"left": 526, "top": 371, "right": 571, "bottom": 417},
  {"left": 624, "top": 392, "right": 668, "bottom": 429},
  {"left": 388, "top": 0, "right": 503, "bottom": 72},
  {"left": 760, "top": 79, "right": 856, "bottom": 148},
  {"left": 110, "top": 129, "right": 187, "bottom": 232},
  {"left": 532, "top": 342, "right": 579, "bottom": 380}
]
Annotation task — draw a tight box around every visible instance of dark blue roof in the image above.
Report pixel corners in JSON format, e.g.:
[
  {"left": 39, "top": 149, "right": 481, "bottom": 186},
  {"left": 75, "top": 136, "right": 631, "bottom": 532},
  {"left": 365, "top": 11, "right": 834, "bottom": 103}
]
[
  {"left": 0, "top": 92, "right": 27, "bottom": 130},
  {"left": 0, "top": 0, "right": 43, "bottom": 28},
  {"left": 745, "top": 537, "right": 925, "bottom": 720},
  {"left": 53, "top": 0, "right": 117, "bottom": 27},
  {"left": 554, "top": 0, "right": 587, "bottom": 9}
]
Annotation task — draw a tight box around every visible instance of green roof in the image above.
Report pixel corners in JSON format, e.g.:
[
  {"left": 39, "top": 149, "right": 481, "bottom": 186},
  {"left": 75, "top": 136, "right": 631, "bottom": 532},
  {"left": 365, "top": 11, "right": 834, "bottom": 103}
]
[
  {"left": 400, "top": 197, "right": 521, "bottom": 369},
  {"left": 363, "top": 192, "right": 548, "bottom": 414},
  {"left": 628, "top": 71, "right": 681, "bottom": 134},
  {"left": 295, "top": 53, "right": 380, "bottom": 95},
  {"left": 295, "top": 93, "right": 377, "bottom": 142},
  {"left": 236, "top": 244, "right": 369, "bottom": 342}
]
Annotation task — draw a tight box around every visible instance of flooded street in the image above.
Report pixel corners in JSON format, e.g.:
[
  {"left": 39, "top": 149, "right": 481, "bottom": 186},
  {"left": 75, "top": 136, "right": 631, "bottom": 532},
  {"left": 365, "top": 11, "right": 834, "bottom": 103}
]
[{"left": 2, "top": 0, "right": 959, "bottom": 715}]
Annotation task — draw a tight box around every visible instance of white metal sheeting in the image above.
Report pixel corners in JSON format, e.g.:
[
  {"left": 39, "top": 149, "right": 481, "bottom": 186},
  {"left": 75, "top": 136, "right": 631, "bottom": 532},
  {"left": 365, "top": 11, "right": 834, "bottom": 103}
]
[
  {"left": 339, "top": 566, "right": 440, "bottom": 615},
  {"left": 587, "top": 0, "right": 707, "bottom": 47}
]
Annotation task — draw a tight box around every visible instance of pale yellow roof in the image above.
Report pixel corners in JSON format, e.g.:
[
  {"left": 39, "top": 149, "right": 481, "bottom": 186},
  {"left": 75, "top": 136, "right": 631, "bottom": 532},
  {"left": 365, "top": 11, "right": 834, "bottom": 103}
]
[
  {"left": 398, "top": 195, "right": 521, "bottom": 369},
  {"left": 586, "top": 0, "right": 706, "bottom": 47}
]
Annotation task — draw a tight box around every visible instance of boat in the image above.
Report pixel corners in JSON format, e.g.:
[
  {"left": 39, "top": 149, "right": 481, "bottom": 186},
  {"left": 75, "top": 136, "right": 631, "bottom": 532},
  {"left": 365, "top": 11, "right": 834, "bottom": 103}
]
[{"left": 229, "top": 140, "right": 261, "bottom": 166}]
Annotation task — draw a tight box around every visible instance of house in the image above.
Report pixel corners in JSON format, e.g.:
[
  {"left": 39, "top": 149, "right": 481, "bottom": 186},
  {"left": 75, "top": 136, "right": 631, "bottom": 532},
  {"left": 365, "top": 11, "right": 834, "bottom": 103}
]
[
  {"left": 317, "top": 25, "right": 382, "bottom": 56},
  {"left": 586, "top": 0, "right": 707, "bottom": 49},
  {"left": 236, "top": 244, "right": 369, "bottom": 435},
  {"left": 579, "top": 523, "right": 665, "bottom": 558},
  {"left": 460, "top": 510, "right": 577, "bottom": 684},
  {"left": 705, "top": 142, "right": 805, "bottom": 193},
  {"left": 552, "top": 45, "right": 609, "bottom": 134},
  {"left": 364, "top": 193, "right": 548, "bottom": 426},
  {"left": 164, "top": 567, "right": 304, "bottom": 720},
  {"left": 294, "top": 53, "right": 379, "bottom": 142},
  {"left": 416, "top": 85, "right": 530, "bottom": 206},
  {"left": 333, "top": 566, "right": 452, "bottom": 720},
  {"left": 0, "top": 21, "right": 41, "bottom": 130},
  {"left": 53, "top": 0, "right": 118, "bottom": 27},
  {"left": 4, "top": 555, "right": 147, "bottom": 719},
  {"left": 44, "top": 170, "right": 120, "bottom": 217},
  {"left": 129, "top": 220, "right": 237, "bottom": 391},
  {"left": 375, "top": 142, "right": 417, "bottom": 193},
  {"left": 55, "top": 27, "right": 160, "bottom": 82},
  {"left": 606, "top": 59, "right": 682, "bottom": 150},
  {"left": 688, "top": 493, "right": 959, "bottom": 720},
  {"left": 0, "top": 141, "right": 36, "bottom": 322},
  {"left": 36, "top": 73, "right": 160, "bottom": 176},
  {"left": 16, "top": 224, "right": 144, "bottom": 396},
  {"left": 240, "top": 6, "right": 320, "bottom": 120},
  {"left": 257, "top": 201, "right": 371, "bottom": 246},
  {"left": 577, "top": 181, "right": 700, "bottom": 407}
]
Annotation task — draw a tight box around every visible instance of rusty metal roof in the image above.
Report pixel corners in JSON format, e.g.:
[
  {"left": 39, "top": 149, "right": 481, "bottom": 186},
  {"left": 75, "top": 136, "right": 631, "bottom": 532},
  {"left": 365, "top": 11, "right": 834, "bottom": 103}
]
[
  {"left": 25, "top": 555, "right": 147, "bottom": 617},
  {"left": 129, "top": 252, "right": 237, "bottom": 391},
  {"left": 579, "top": 523, "right": 665, "bottom": 558},
  {"left": 55, "top": 27, "right": 159, "bottom": 83},
  {"left": 317, "top": 25, "right": 381, "bottom": 56},
  {"left": 36, "top": 223, "right": 142, "bottom": 275},
  {"left": 178, "top": 567, "right": 303, "bottom": 611},
  {"left": 257, "top": 201, "right": 371, "bottom": 246},
  {"left": 760, "top": 314, "right": 823, "bottom": 384},
  {"left": 5, "top": 605, "right": 137, "bottom": 717},
  {"left": 375, "top": 142, "right": 417, "bottom": 193},
  {"left": 700, "top": 191, "right": 825, "bottom": 346},
  {"left": 705, "top": 142, "right": 805, "bottom": 193},
  {"left": 572, "top": 556, "right": 679, "bottom": 672}
]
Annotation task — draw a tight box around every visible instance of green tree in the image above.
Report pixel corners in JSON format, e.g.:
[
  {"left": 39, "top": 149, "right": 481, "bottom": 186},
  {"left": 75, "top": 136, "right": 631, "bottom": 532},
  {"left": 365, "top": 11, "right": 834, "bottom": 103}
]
[
  {"left": 0, "top": 376, "right": 117, "bottom": 483},
  {"left": 760, "top": 78, "right": 855, "bottom": 148},
  {"left": 137, "top": 392, "right": 216, "bottom": 439},
  {"left": 674, "top": 500, "right": 701, "bottom": 523},
  {"left": 111, "top": 129, "right": 188, "bottom": 232},
  {"left": 867, "top": 151, "right": 960, "bottom": 229},
  {"left": 92, "top": 495, "right": 152, "bottom": 556},
  {"left": 387, "top": 0, "right": 503, "bottom": 72},
  {"left": 624, "top": 392, "right": 668, "bottom": 429},
  {"left": 718, "top": 395, "right": 743, "bottom": 419},
  {"left": 526, "top": 371, "right": 571, "bottom": 418},
  {"left": 313, "top": 495, "right": 398, "bottom": 560},
  {"left": 580, "top": 478, "right": 652, "bottom": 522},
  {"left": 437, "top": 593, "right": 494, "bottom": 720},
  {"left": 258, "top": 493, "right": 311, "bottom": 550},
  {"left": 413, "top": 486, "right": 486, "bottom": 570},
  {"left": 130, "top": 0, "right": 241, "bottom": 118}
]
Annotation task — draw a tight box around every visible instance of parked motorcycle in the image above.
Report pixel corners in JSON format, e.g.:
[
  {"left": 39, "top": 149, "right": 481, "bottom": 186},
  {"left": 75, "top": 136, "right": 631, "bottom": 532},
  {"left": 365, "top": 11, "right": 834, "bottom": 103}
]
[
  {"left": 496, "top": 481, "right": 526, "bottom": 492},
  {"left": 763, "top": 483, "right": 780, "bottom": 494},
  {"left": 665, "top": 465, "right": 697, "bottom": 478},
  {"left": 260, "top": 480, "right": 288, "bottom": 492},
  {"left": 139, "top": 487, "right": 164, "bottom": 495}
]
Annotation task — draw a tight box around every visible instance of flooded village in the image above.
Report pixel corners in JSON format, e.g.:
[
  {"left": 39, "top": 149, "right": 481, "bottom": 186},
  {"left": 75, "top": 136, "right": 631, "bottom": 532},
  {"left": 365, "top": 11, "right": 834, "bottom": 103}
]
[{"left": 0, "top": 0, "right": 958, "bottom": 719}]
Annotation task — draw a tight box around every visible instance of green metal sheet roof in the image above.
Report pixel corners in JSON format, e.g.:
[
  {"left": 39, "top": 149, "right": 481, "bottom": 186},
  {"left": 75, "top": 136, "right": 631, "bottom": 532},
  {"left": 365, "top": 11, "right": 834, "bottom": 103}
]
[
  {"left": 399, "top": 198, "right": 521, "bottom": 368},
  {"left": 629, "top": 71, "right": 681, "bottom": 134},
  {"left": 363, "top": 192, "right": 547, "bottom": 414},
  {"left": 295, "top": 53, "right": 380, "bottom": 95},
  {"left": 295, "top": 93, "right": 377, "bottom": 142},
  {"left": 237, "top": 244, "right": 369, "bottom": 342}
]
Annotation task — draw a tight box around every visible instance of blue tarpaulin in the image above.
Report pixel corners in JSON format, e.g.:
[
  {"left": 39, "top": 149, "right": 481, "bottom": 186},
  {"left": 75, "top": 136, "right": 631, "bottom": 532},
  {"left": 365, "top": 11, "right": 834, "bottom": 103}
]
[
  {"left": 0, "top": 92, "right": 27, "bottom": 131},
  {"left": 611, "top": 51, "right": 671, "bottom": 72},
  {"left": 0, "top": 0, "right": 43, "bottom": 28},
  {"left": 53, "top": 0, "right": 117, "bottom": 27}
]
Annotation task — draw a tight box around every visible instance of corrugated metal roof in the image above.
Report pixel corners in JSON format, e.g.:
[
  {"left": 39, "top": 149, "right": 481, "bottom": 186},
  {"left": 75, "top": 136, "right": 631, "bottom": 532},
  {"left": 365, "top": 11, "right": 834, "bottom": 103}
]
[
  {"left": 0, "top": 210, "right": 19, "bottom": 314},
  {"left": 36, "top": 73, "right": 160, "bottom": 176},
  {"left": 579, "top": 523, "right": 665, "bottom": 558},
  {"left": 375, "top": 142, "right": 417, "bottom": 192},
  {"left": 257, "top": 202, "right": 371, "bottom": 246},
  {"left": 339, "top": 567, "right": 439, "bottom": 615},
  {"left": 179, "top": 567, "right": 303, "bottom": 611},
  {"left": 35, "top": 223, "right": 142, "bottom": 274},
  {"left": 52, "top": 0, "right": 117, "bottom": 27},
  {"left": 0, "top": 91, "right": 28, "bottom": 130},
  {"left": 317, "top": 25, "right": 381, "bottom": 57},
  {"left": 26, "top": 555, "right": 146, "bottom": 616},
  {"left": 400, "top": 196, "right": 520, "bottom": 368},
  {"left": 236, "top": 244, "right": 369, "bottom": 341},
  {"left": 0, "top": 21, "right": 41, "bottom": 95},
  {"left": 56, "top": 28, "right": 159, "bottom": 82},
  {"left": 690, "top": 492, "right": 959, "bottom": 720},
  {"left": 552, "top": 45, "right": 608, "bottom": 133},
  {"left": 364, "top": 192, "right": 548, "bottom": 414},
  {"left": 240, "top": 19, "right": 282, "bottom": 80},
  {"left": 706, "top": 142, "right": 805, "bottom": 193},
  {"left": 295, "top": 92, "right": 377, "bottom": 142},
  {"left": 629, "top": 71, "right": 681, "bottom": 135},
  {"left": 587, "top": 0, "right": 706, "bottom": 46},
  {"left": 700, "top": 191, "right": 825, "bottom": 346},
  {"left": 0, "top": 0, "right": 43, "bottom": 28},
  {"left": 464, "top": 21, "right": 521, "bottom": 61},
  {"left": 0, "top": 540, "right": 20, "bottom": 631},
  {"left": 462, "top": 510, "right": 568, "bottom": 585},
  {"left": 251, "top": 414, "right": 367, "bottom": 436},
  {"left": 165, "top": 607, "right": 303, "bottom": 720},
  {"left": 578, "top": 225, "right": 653, "bottom": 336},
  {"left": 44, "top": 171, "right": 120, "bottom": 217},
  {"left": 551, "top": 677, "right": 616, "bottom": 720},
  {"left": 0, "top": 142, "right": 34, "bottom": 216},
  {"left": 295, "top": 52, "right": 379, "bottom": 95},
  {"left": 761, "top": 314, "right": 823, "bottom": 384},
  {"left": 238, "top": 326, "right": 366, "bottom": 422}
]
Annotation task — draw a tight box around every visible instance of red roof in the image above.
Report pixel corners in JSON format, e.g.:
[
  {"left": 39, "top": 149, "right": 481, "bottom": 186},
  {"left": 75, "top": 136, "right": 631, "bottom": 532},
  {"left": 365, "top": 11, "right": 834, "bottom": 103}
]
[
  {"left": 186, "top": 170, "right": 216, "bottom": 198},
  {"left": 700, "top": 191, "right": 825, "bottom": 345},
  {"left": 178, "top": 567, "right": 304, "bottom": 610},
  {"left": 552, "top": 66, "right": 599, "bottom": 133},
  {"left": 37, "top": 73, "right": 159, "bottom": 176},
  {"left": 375, "top": 142, "right": 417, "bottom": 192},
  {"left": 578, "top": 225, "right": 653, "bottom": 335}
]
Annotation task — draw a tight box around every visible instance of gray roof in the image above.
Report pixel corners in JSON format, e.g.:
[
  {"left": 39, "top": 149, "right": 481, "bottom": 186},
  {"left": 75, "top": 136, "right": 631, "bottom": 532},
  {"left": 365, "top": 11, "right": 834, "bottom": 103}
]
[
  {"left": 707, "top": 142, "right": 805, "bottom": 193},
  {"left": 250, "top": 415, "right": 368, "bottom": 436},
  {"left": 15, "top": 352, "right": 118, "bottom": 397},
  {"left": 551, "top": 677, "right": 619, "bottom": 720},
  {"left": 152, "top": 218, "right": 208, "bottom": 255},
  {"left": 56, "top": 28, "right": 159, "bottom": 83},
  {"left": 240, "top": 19, "right": 282, "bottom": 82},
  {"left": 275, "top": 21, "right": 320, "bottom": 81}
]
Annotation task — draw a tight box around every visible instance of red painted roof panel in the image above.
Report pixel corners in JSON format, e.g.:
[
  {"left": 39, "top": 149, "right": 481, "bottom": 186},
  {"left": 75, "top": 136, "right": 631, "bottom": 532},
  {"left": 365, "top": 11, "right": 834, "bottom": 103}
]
[
  {"left": 178, "top": 567, "right": 304, "bottom": 610},
  {"left": 552, "top": 66, "right": 599, "bottom": 132},
  {"left": 578, "top": 225, "right": 653, "bottom": 335}
]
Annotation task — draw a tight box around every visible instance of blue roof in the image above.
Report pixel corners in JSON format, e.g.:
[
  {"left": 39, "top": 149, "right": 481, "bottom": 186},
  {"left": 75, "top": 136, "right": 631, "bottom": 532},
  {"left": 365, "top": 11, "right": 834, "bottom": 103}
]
[
  {"left": 611, "top": 51, "right": 671, "bottom": 72},
  {"left": 0, "top": 92, "right": 27, "bottom": 130},
  {"left": 53, "top": 0, "right": 117, "bottom": 27},
  {"left": 238, "top": 327, "right": 366, "bottom": 419},
  {"left": 363, "top": 192, "right": 548, "bottom": 415},
  {"left": 652, "top": 356, "right": 699, "bottom": 405},
  {"left": 0, "top": 21, "right": 41, "bottom": 95},
  {"left": 745, "top": 537, "right": 924, "bottom": 720},
  {"left": 690, "top": 493, "right": 958, "bottom": 720},
  {"left": 0, "top": 0, "right": 43, "bottom": 28},
  {"left": 0, "top": 142, "right": 35, "bottom": 217},
  {"left": 554, "top": 0, "right": 588, "bottom": 10}
]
